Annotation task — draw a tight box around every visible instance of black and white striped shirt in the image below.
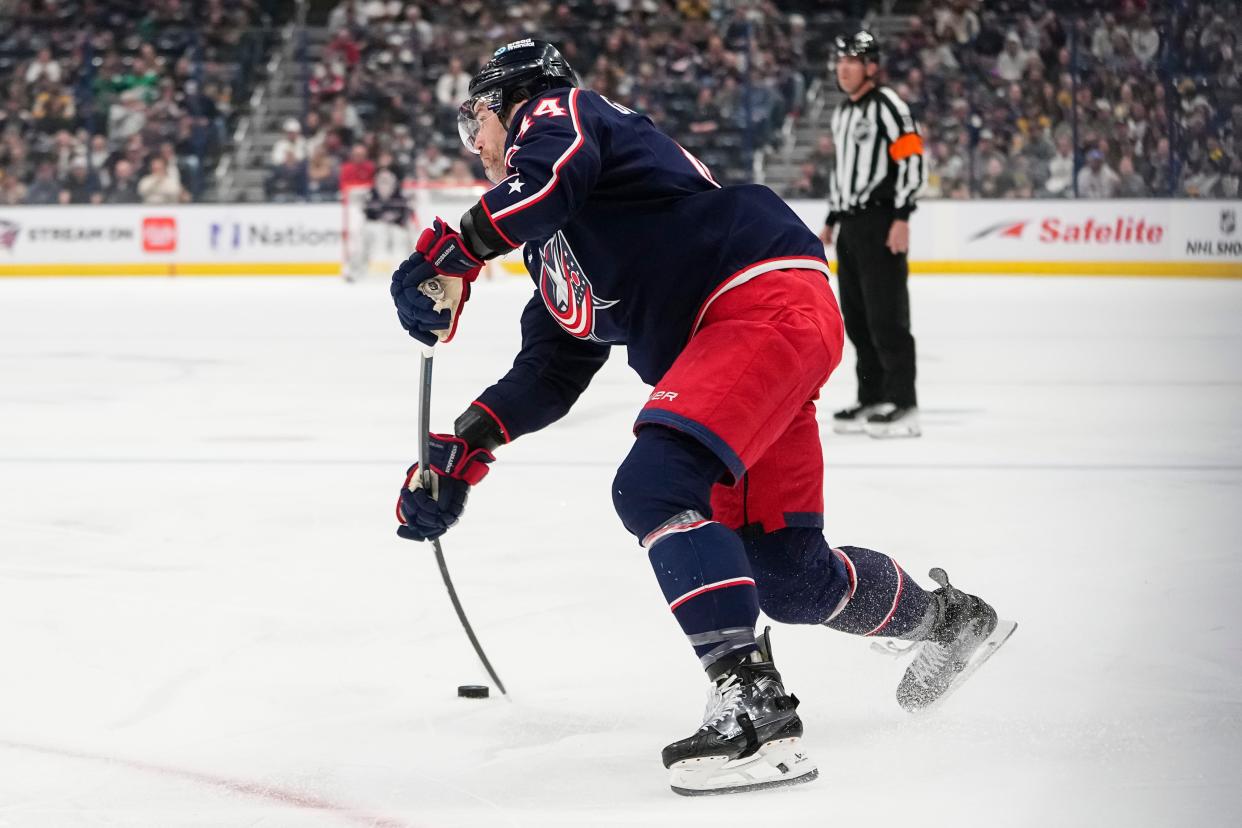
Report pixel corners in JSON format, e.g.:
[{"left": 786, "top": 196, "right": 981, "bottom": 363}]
[{"left": 826, "top": 85, "right": 924, "bottom": 224}]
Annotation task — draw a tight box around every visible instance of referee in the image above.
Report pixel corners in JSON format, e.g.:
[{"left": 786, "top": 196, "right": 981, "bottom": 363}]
[{"left": 820, "top": 31, "right": 925, "bottom": 439}]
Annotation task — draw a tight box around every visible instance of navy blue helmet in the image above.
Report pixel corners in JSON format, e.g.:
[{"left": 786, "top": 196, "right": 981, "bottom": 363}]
[{"left": 457, "top": 40, "right": 580, "bottom": 152}]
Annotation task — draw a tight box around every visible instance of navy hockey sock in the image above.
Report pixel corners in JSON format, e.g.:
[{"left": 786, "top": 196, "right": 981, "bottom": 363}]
[
  {"left": 646, "top": 515, "right": 760, "bottom": 668},
  {"left": 745, "top": 528, "right": 853, "bottom": 625},
  {"left": 825, "top": 545, "right": 933, "bottom": 639}
]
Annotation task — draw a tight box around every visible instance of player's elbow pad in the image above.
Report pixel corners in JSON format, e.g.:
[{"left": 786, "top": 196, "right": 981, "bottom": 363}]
[{"left": 460, "top": 204, "right": 515, "bottom": 261}]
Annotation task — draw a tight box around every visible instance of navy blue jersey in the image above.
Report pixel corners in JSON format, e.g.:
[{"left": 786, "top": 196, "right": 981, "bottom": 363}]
[
  {"left": 470, "top": 87, "right": 829, "bottom": 443},
  {"left": 364, "top": 192, "right": 412, "bottom": 226}
]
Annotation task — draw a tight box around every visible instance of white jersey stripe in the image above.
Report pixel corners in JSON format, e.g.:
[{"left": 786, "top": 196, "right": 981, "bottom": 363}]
[
  {"left": 679, "top": 145, "right": 721, "bottom": 188},
  {"left": 879, "top": 86, "right": 915, "bottom": 124},
  {"left": 853, "top": 100, "right": 877, "bottom": 195},
  {"left": 839, "top": 105, "right": 861, "bottom": 207},
  {"left": 689, "top": 256, "right": 833, "bottom": 337}
]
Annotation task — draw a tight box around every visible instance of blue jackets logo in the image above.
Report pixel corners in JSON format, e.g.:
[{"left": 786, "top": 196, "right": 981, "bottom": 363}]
[
  {"left": 0, "top": 219, "right": 18, "bottom": 251},
  {"left": 538, "top": 231, "right": 616, "bottom": 341}
]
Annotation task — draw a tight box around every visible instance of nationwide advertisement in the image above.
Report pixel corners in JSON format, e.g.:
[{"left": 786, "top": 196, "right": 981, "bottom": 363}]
[{"left": 0, "top": 204, "right": 342, "bottom": 276}]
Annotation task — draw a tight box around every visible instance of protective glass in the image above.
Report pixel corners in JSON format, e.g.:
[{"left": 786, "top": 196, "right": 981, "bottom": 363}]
[{"left": 456, "top": 89, "right": 504, "bottom": 154}]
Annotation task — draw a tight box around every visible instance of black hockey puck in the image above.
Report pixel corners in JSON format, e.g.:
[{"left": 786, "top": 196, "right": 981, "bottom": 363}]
[{"left": 457, "top": 684, "right": 489, "bottom": 699}]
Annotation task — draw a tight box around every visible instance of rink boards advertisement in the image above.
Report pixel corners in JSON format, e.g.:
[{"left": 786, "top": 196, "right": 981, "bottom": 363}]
[
  {"left": 0, "top": 199, "right": 1239, "bottom": 278},
  {"left": 0, "top": 204, "right": 342, "bottom": 277},
  {"left": 789, "top": 198, "right": 1242, "bottom": 278}
]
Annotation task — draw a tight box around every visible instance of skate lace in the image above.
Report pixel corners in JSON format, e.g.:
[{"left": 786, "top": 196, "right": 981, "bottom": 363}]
[
  {"left": 908, "top": 642, "right": 950, "bottom": 686},
  {"left": 701, "top": 674, "right": 745, "bottom": 727}
]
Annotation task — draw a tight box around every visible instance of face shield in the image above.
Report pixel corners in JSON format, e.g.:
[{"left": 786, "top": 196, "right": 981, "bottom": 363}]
[{"left": 456, "top": 88, "right": 504, "bottom": 154}]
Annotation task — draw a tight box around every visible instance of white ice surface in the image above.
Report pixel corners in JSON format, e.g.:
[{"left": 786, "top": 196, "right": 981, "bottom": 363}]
[{"left": 1, "top": 274, "right": 1240, "bottom": 827}]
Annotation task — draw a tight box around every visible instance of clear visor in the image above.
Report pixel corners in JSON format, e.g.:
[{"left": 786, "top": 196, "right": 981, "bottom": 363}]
[{"left": 456, "top": 89, "right": 504, "bottom": 154}]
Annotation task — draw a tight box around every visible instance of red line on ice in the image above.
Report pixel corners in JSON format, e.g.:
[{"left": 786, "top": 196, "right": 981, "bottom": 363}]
[{"left": 0, "top": 738, "right": 417, "bottom": 828}]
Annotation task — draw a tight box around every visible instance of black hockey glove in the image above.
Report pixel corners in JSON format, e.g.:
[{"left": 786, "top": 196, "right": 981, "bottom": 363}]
[{"left": 396, "top": 433, "right": 494, "bottom": 542}]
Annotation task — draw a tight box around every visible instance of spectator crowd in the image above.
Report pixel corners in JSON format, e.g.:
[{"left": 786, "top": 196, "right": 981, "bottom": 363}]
[
  {"left": 2, "top": 0, "right": 1236, "bottom": 206},
  {"left": 834, "top": 0, "right": 1239, "bottom": 199},
  {"left": 267, "top": 0, "right": 839, "bottom": 201},
  {"left": 0, "top": 0, "right": 276, "bottom": 206}
]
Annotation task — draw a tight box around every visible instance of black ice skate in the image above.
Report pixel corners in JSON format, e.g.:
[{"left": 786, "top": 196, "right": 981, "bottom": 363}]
[
  {"left": 863, "top": 404, "right": 921, "bottom": 438},
  {"left": 896, "top": 568, "right": 1017, "bottom": 712},
  {"left": 832, "top": 403, "right": 882, "bottom": 435},
  {"left": 662, "top": 628, "right": 818, "bottom": 796}
]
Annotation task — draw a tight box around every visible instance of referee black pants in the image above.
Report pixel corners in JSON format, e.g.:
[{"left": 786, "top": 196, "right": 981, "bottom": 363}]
[{"left": 834, "top": 208, "right": 917, "bottom": 408}]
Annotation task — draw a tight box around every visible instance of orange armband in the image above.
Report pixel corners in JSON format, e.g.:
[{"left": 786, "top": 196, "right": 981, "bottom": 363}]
[{"left": 889, "top": 133, "right": 924, "bottom": 161}]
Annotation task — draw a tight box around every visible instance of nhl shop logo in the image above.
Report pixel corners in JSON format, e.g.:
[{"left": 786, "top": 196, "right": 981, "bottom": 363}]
[
  {"left": 538, "top": 231, "right": 616, "bottom": 342},
  {"left": 1222, "top": 209, "right": 1236, "bottom": 235}
]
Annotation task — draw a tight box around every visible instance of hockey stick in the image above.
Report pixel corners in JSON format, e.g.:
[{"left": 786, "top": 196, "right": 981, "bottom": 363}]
[{"left": 417, "top": 311, "right": 508, "bottom": 696}]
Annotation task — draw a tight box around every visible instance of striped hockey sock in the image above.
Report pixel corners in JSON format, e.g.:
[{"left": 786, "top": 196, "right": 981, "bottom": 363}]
[
  {"left": 645, "top": 511, "right": 760, "bottom": 668},
  {"left": 825, "top": 545, "right": 934, "bottom": 639}
]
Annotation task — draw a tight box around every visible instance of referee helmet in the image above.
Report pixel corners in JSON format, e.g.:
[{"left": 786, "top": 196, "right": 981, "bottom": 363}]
[{"left": 834, "top": 30, "right": 880, "bottom": 62}]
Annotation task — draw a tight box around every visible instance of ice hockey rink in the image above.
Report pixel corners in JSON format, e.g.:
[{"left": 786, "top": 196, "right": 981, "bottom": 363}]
[{"left": 1, "top": 272, "right": 1239, "bottom": 827}]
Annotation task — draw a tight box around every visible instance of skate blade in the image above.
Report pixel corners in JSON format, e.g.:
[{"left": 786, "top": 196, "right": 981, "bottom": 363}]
[
  {"left": 906, "top": 618, "right": 1018, "bottom": 714},
  {"left": 833, "top": 421, "right": 868, "bottom": 435},
  {"left": 865, "top": 424, "right": 922, "bottom": 439},
  {"left": 669, "top": 737, "right": 818, "bottom": 796}
]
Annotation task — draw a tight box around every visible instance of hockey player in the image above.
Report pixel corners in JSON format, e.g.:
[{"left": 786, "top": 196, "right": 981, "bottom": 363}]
[
  {"left": 346, "top": 169, "right": 413, "bottom": 282},
  {"left": 389, "top": 40, "right": 1015, "bottom": 795}
]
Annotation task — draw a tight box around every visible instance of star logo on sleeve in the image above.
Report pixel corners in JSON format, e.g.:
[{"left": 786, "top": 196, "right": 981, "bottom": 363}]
[{"left": 507, "top": 178, "right": 524, "bottom": 194}]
